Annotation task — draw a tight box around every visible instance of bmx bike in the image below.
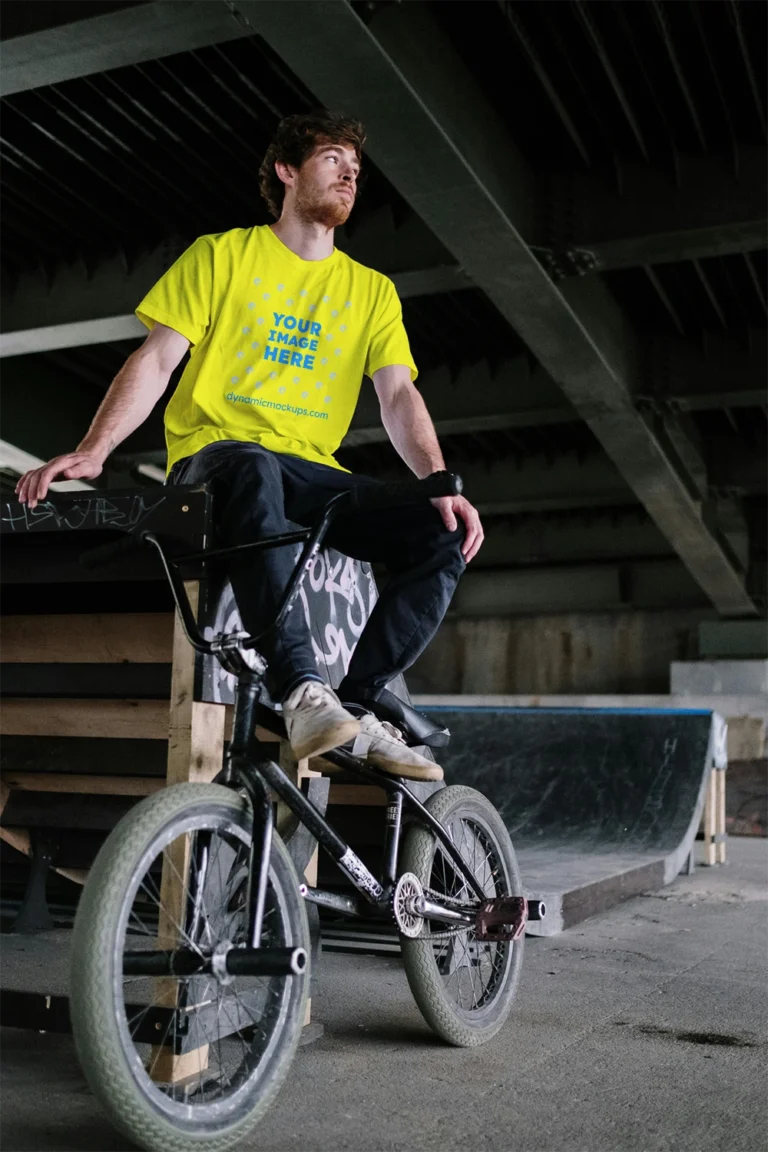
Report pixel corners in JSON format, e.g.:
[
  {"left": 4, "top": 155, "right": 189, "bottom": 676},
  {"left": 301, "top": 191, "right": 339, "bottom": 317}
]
[{"left": 69, "top": 472, "right": 535, "bottom": 1152}]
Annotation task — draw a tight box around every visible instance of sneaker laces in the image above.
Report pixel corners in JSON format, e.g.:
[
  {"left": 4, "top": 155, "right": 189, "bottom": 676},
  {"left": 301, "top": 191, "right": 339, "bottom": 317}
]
[
  {"left": 286, "top": 680, "right": 332, "bottom": 711},
  {"left": 361, "top": 712, "right": 406, "bottom": 745}
]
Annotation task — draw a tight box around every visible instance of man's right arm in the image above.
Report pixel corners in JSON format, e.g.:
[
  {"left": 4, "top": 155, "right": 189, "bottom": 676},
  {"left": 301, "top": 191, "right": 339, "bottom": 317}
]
[{"left": 15, "top": 323, "right": 190, "bottom": 508}]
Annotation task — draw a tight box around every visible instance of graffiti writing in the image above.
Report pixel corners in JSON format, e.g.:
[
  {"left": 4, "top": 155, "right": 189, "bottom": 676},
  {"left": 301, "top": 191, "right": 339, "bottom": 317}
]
[
  {"left": 203, "top": 548, "right": 377, "bottom": 705},
  {"left": 0, "top": 494, "right": 168, "bottom": 534}
]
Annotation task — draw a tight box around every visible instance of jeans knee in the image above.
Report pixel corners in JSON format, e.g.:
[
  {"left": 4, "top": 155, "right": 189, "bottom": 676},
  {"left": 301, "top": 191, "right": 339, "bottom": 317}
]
[
  {"left": 207, "top": 447, "right": 284, "bottom": 539},
  {"left": 233, "top": 445, "right": 282, "bottom": 489},
  {"left": 407, "top": 510, "right": 465, "bottom": 574},
  {"left": 441, "top": 528, "right": 466, "bottom": 574}
]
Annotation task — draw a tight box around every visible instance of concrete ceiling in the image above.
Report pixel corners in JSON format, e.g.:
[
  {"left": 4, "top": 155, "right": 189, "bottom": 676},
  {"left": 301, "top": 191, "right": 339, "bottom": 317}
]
[{"left": 0, "top": 0, "right": 765, "bottom": 616}]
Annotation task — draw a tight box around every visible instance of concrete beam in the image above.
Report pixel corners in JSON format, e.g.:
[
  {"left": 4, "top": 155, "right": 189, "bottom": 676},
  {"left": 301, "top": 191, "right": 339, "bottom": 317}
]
[
  {"left": 0, "top": 316, "right": 145, "bottom": 358},
  {"left": 710, "top": 441, "right": 768, "bottom": 497},
  {"left": 644, "top": 331, "right": 768, "bottom": 413},
  {"left": 452, "top": 558, "right": 709, "bottom": 616},
  {"left": 0, "top": 354, "right": 165, "bottom": 463},
  {"left": 243, "top": 0, "right": 754, "bottom": 615},
  {"left": 0, "top": 1, "right": 250, "bottom": 97},
  {"left": 539, "top": 149, "right": 768, "bottom": 272},
  {"left": 0, "top": 239, "right": 469, "bottom": 357},
  {"left": 344, "top": 355, "right": 575, "bottom": 446},
  {"left": 0, "top": 354, "right": 103, "bottom": 463},
  {"left": 373, "top": 453, "right": 637, "bottom": 515},
  {"left": 470, "top": 511, "right": 670, "bottom": 569},
  {"left": 0, "top": 440, "right": 93, "bottom": 492}
]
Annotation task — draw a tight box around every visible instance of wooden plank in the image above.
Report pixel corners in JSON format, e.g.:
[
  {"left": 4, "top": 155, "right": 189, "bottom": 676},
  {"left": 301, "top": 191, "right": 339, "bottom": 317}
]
[
  {"left": 2, "top": 791, "right": 135, "bottom": 830},
  {"left": 1, "top": 698, "right": 170, "bottom": 740},
  {"left": 328, "top": 784, "right": 388, "bottom": 806},
  {"left": 702, "top": 769, "right": 717, "bottom": 866},
  {"left": 716, "top": 768, "right": 727, "bottom": 865},
  {"left": 150, "top": 1044, "right": 211, "bottom": 1085},
  {"left": 0, "top": 826, "right": 88, "bottom": 885},
  {"left": 0, "top": 663, "right": 172, "bottom": 699},
  {"left": 1, "top": 614, "right": 174, "bottom": 663},
  {"left": 0, "top": 825, "right": 32, "bottom": 857},
  {"left": 0, "top": 772, "right": 162, "bottom": 797},
  {"left": 166, "top": 584, "right": 226, "bottom": 786},
  {"left": 0, "top": 735, "right": 169, "bottom": 778},
  {"left": 155, "top": 583, "right": 221, "bottom": 1080},
  {"left": 223, "top": 705, "right": 279, "bottom": 744}
]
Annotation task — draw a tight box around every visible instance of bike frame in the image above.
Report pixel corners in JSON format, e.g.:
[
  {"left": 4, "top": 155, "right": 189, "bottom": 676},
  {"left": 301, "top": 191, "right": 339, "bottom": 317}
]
[
  {"left": 222, "top": 673, "right": 486, "bottom": 949},
  {"left": 141, "top": 510, "right": 487, "bottom": 951}
]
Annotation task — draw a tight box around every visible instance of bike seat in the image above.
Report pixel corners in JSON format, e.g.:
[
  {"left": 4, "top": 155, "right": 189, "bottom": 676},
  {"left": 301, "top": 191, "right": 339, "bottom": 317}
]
[{"left": 342, "top": 688, "right": 450, "bottom": 749}]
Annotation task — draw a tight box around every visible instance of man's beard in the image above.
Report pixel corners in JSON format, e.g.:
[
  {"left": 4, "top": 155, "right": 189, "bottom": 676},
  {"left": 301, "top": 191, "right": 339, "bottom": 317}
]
[{"left": 295, "top": 184, "right": 353, "bottom": 229}]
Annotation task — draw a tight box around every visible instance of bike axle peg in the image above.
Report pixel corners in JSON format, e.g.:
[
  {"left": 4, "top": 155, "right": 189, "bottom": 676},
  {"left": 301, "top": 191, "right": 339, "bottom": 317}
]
[
  {"left": 526, "top": 900, "right": 546, "bottom": 921},
  {"left": 226, "top": 946, "right": 307, "bottom": 977}
]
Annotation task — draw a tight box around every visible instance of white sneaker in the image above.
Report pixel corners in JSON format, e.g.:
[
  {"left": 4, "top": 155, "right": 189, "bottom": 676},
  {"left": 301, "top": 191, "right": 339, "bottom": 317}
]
[
  {"left": 351, "top": 713, "right": 444, "bottom": 781},
  {"left": 283, "top": 680, "right": 361, "bottom": 761}
]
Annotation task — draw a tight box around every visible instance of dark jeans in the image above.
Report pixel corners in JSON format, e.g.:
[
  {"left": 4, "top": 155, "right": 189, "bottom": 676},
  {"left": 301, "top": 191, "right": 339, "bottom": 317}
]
[{"left": 169, "top": 440, "right": 465, "bottom": 702}]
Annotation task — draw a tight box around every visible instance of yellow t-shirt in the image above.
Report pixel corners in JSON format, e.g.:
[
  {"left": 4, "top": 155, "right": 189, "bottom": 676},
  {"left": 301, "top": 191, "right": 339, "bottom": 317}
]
[{"left": 135, "top": 225, "right": 417, "bottom": 473}]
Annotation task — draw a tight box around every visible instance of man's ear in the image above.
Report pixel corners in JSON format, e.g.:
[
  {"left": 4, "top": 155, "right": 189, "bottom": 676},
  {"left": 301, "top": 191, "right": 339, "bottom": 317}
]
[{"left": 274, "top": 160, "right": 297, "bottom": 190}]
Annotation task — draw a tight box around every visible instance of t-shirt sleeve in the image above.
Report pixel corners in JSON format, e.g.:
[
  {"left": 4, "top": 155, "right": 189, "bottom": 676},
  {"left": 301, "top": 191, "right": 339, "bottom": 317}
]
[
  {"left": 135, "top": 236, "right": 214, "bottom": 348},
  {"left": 364, "top": 277, "right": 418, "bottom": 382}
]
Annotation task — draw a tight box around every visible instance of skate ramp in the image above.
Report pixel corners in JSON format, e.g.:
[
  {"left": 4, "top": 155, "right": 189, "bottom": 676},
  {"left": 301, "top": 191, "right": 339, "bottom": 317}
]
[{"left": 427, "top": 706, "right": 727, "bottom": 935}]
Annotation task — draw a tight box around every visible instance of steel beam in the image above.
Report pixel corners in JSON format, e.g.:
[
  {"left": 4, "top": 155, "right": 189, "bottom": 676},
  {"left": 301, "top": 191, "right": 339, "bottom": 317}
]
[
  {"left": 539, "top": 149, "right": 768, "bottom": 271},
  {"left": 240, "top": 0, "right": 755, "bottom": 615},
  {"left": 0, "top": 1, "right": 250, "bottom": 97}
]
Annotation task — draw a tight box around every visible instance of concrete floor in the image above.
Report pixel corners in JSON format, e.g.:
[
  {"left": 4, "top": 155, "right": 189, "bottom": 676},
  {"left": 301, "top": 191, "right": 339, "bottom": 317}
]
[{"left": 1, "top": 837, "right": 766, "bottom": 1152}]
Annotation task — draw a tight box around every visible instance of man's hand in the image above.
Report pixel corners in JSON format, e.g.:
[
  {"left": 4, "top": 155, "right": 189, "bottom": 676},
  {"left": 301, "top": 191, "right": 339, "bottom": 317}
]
[
  {"left": 15, "top": 450, "right": 105, "bottom": 509},
  {"left": 431, "top": 494, "right": 484, "bottom": 562}
]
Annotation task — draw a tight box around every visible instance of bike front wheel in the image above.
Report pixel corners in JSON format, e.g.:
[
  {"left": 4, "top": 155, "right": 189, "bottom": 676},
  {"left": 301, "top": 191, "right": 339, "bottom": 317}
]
[
  {"left": 399, "top": 785, "right": 524, "bottom": 1047},
  {"left": 70, "top": 783, "right": 309, "bottom": 1152}
]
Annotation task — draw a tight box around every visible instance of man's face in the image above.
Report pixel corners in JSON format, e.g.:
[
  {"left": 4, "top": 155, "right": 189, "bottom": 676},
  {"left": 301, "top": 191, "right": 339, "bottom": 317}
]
[{"left": 290, "top": 142, "right": 360, "bottom": 228}]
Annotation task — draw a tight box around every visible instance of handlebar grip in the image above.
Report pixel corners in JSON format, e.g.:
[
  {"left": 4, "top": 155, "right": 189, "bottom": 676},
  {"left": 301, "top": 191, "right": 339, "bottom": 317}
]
[
  {"left": 79, "top": 532, "right": 145, "bottom": 570},
  {"left": 350, "top": 471, "right": 463, "bottom": 512}
]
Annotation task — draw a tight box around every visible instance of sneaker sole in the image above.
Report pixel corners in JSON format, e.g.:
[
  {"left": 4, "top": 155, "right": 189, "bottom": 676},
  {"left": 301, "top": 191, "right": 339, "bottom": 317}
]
[
  {"left": 291, "top": 717, "right": 361, "bottom": 763},
  {"left": 366, "top": 754, "right": 444, "bottom": 782}
]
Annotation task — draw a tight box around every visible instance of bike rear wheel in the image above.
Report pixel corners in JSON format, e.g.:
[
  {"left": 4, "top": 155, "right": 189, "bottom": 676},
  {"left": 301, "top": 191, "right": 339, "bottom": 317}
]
[
  {"left": 399, "top": 785, "right": 524, "bottom": 1047},
  {"left": 70, "top": 783, "right": 309, "bottom": 1152}
]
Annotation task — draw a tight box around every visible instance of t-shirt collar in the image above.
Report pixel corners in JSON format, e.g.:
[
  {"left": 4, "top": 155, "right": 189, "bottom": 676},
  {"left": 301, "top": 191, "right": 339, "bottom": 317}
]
[{"left": 262, "top": 224, "right": 339, "bottom": 269}]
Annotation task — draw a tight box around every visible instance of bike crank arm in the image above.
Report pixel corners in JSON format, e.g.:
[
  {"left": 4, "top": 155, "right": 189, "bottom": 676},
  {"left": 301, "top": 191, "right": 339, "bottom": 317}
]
[
  {"left": 413, "top": 898, "right": 475, "bottom": 927},
  {"left": 123, "top": 946, "right": 307, "bottom": 979}
]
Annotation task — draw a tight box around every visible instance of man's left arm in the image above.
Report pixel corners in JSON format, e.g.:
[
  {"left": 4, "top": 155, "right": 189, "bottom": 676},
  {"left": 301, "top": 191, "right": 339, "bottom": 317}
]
[{"left": 372, "top": 365, "right": 484, "bottom": 562}]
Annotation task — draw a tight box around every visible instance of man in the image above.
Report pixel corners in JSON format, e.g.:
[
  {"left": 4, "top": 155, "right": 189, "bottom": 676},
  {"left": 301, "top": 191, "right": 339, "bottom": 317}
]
[{"left": 16, "top": 111, "right": 483, "bottom": 780}]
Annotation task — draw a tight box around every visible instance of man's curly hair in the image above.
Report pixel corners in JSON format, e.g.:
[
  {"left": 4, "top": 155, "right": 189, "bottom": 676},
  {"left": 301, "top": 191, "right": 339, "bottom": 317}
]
[{"left": 259, "top": 110, "right": 366, "bottom": 219}]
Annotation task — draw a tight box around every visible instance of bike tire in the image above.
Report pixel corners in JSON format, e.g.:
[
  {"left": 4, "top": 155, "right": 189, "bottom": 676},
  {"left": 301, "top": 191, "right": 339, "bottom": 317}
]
[
  {"left": 70, "top": 783, "right": 309, "bottom": 1152},
  {"left": 399, "top": 785, "right": 524, "bottom": 1047}
]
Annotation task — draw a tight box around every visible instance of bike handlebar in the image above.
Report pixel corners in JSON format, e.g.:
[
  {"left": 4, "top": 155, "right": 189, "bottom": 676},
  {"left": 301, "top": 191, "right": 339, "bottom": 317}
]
[
  {"left": 78, "top": 472, "right": 464, "bottom": 572},
  {"left": 77, "top": 471, "right": 464, "bottom": 656},
  {"left": 79, "top": 532, "right": 148, "bottom": 571},
  {"left": 348, "top": 471, "right": 462, "bottom": 511}
]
